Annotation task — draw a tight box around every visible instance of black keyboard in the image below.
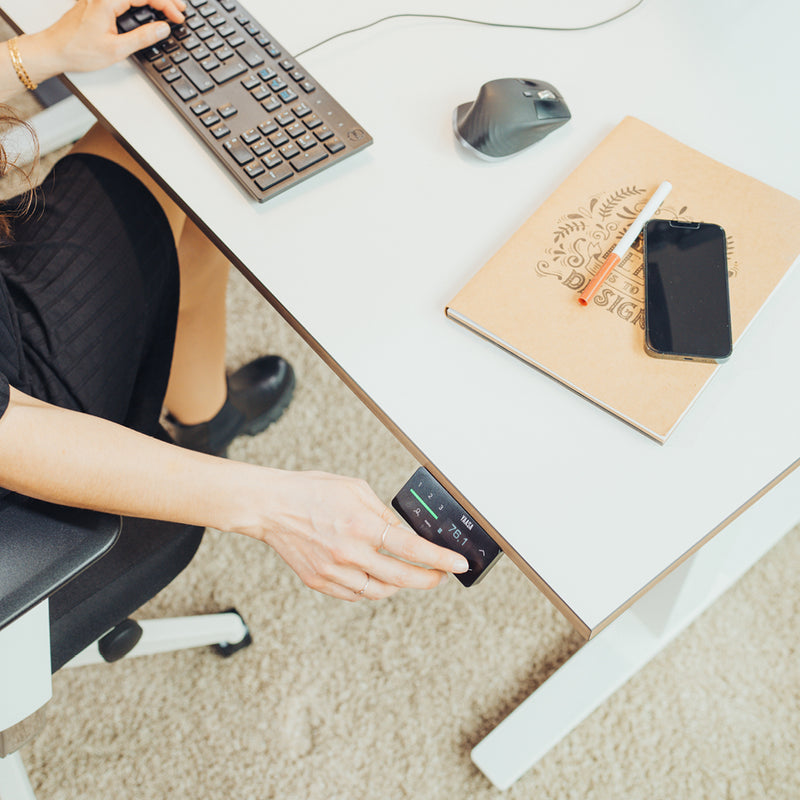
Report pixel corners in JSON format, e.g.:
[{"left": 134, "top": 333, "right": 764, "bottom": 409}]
[{"left": 117, "top": 1, "right": 372, "bottom": 202}]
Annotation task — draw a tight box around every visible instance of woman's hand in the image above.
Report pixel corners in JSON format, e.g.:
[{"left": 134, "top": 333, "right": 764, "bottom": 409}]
[
  {"left": 16, "top": 1, "right": 186, "bottom": 86},
  {"left": 239, "top": 469, "right": 471, "bottom": 602}
]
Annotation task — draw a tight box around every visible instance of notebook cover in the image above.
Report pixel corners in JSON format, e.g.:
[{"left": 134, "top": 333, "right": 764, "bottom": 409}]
[{"left": 446, "top": 116, "right": 800, "bottom": 442}]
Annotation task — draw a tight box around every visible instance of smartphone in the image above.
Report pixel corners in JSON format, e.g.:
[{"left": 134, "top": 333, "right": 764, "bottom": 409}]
[{"left": 643, "top": 219, "right": 732, "bottom": 363}]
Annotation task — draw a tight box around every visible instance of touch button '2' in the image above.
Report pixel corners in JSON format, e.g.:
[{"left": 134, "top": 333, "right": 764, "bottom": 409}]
[{"left": 392, "top": 468, "right": 502, "bottom": 587}]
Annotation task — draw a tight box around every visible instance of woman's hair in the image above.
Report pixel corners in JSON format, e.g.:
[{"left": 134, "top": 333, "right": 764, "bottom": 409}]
[{"left": 0, "top": 103, "right": 38, "bottom": 240}]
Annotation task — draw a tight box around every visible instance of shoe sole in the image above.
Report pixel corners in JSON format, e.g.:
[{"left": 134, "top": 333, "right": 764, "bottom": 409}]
[{"left": 241, "top": 369, "right": 296, "bottom": 438}]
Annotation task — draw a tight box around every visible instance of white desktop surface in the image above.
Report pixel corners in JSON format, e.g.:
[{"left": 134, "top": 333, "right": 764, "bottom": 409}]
[{"left": 5, "top": 0, "right": 799, "bottom": 635}]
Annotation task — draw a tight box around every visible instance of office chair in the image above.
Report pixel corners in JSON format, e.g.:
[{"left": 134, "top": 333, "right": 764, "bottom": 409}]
[{"left": 0, "top": 493, "right": 252, "bottom": 800}]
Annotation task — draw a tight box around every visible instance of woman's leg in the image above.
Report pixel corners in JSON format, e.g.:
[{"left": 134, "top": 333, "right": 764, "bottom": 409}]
[{"left": 69, "top": 124, "right": 229, "bottom": 423}]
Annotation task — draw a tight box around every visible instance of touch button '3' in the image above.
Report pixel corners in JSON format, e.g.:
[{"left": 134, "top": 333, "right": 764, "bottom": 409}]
[{"left": 392, "top": 468, "right": 502, "bottom": 587}]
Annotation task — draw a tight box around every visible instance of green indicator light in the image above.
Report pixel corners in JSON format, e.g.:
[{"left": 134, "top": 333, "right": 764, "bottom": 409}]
[{"left": 410, "top": 488, "right": 438, "bottom": 520}]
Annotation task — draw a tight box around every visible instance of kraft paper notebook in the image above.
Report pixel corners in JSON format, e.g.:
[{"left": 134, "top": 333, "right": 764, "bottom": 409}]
[{"left": 446, "top": 116, "right": 800, "bottom": 443}]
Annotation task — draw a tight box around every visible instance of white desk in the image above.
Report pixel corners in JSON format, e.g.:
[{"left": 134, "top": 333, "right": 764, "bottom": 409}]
[{"left": 3, "top": 0, "right": 798, "bottom": 788}]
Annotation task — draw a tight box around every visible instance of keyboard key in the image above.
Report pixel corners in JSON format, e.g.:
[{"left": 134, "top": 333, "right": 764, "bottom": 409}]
[
  {"left": 296, "top": 133, "right": 317, "bottom": 150},
  {"left": 210, "top": 123, "right": 230, "bottom": 139},
  {"left": 201, "top": 112, "right": 221, "bottom": 126},
  {"left": 217, "top": 46, "right": 235, "bottom": 60},
  {"left": 304, "top": 114, "right": 322, "bottom": 129},
  {"left": 300, "top": 81, "right": 315, "bottom": 93},
  {"left": 258, "top": 120, "right": 278, "bottom": 136},
  {"left": 228, "top": 35, "right": 246, "bottom": 47},
  {"left": 278, "top": 88, "right": 298, "bottom": 103},
  {"left": 172, "top": 78, "right": 198, "bottom": 101},
  {"left": 252, "top": 85, "right": 270, "bottom": 101},
  {"left": 269, "top": 130, "right": 289, "bottom": 147},
  {"left": 255, "top": 163, "right": 293, "bottom": 191},
  {"left": 190, "top": 101, "right": 210, "bottom": 115},
  {"left": 261, "top": 151, "right": 282, "bottom": 168},
  {"left": 245, "top": 162, "right": 265, "bottom": 178},
  {"left": 285, "top": 122, "right": 304, "bottom": 138},
  {"left": 314, "top": 125, "right": 333, "bottom": 141},
  {"left": 278, "top": 141, "right": 300, "bottom": 159},
  {"left": 292, "top": 102, "right": 312, "bottom": 118},
  {"left": 241, "top": 74, "right": 260, "bottom": 90},
  {"left": 217, "top": 102, "right": 238, "bottom": 118},
  {"left": 261, "top": 97, "right": 281, "bottom": 112},
  {"left": 223, "top": 138, "right": 255, "bottom": 165},
  {"left": 266, "top": 44, "right": 281, "bottom": 58},
  {"left": 181, "top": 59, "right": 214, "bottom": 91},
  {"left": 275, "top": 111, "right": 294, "bottom": 126},
  {"left": 241, "top": 128, "right": 261, "bottom": 144},
  {"left": 257, "top": 67, "right": 277, "bottom": 81},
  {"left": 238, "top": 44, "right": 265, "bottom": 67},
  {"left": 291, "top": 148, "right": 328, "bottom": 172},
  {"left": 252, "top": 140, "right": 271, "bottom": 156},
  {"left": 325, "top": 137, "right": 345, "bottom": 153},
  {"left": 213, "top": 61, "right": 247, "bottom": 84},
  {"left": 162, "top": 67, "right": 181, "bottom": 83}
]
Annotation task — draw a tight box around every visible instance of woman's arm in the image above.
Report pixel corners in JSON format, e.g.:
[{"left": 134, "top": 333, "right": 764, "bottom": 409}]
[
  {"left": 1, "top": 0, "right": 185, "bottom": 102},
  {"left": 0, "top": 387, "right": 469, "bottom": 600}
]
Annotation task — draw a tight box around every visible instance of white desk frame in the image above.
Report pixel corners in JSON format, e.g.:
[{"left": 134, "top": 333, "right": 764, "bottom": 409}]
[{"left": 2, "top": 0, "right": 799, "bottom": 789}]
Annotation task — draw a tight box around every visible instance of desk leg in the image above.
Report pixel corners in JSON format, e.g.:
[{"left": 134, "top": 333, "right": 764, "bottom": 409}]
[{"left": 470, "top": 468, "right": 800, "bottom": 790}]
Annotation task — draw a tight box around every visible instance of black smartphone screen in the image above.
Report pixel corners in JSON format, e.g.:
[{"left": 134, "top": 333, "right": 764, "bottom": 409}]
[{"left": 644, "top": 220, "right": 732, "bottom": 361}]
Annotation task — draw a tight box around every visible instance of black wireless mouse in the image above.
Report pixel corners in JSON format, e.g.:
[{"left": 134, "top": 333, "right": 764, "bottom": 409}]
[{"left": 454, "top": 78, "right": 571, "bottom": 159}]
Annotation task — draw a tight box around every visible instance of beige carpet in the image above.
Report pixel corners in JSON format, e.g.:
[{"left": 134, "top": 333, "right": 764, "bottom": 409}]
[{"left": 2, "top": 74, "right": 799, "bottom": 800}]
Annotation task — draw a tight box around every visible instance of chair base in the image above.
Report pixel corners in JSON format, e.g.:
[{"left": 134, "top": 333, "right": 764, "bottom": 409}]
[
  {"left": 64, "top": 609, "right": 251, "bottom": 668},
  {"left": 0, "top": 610, "right": 252, "bottom": 800},
  {"left": 0, "top": 749, "right": 36, "bottom": 800}
]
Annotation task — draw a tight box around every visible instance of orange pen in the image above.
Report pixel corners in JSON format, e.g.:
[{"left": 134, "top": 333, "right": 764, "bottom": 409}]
[{"left": 578, "top": 180, "right": 672, "bottom": 306}]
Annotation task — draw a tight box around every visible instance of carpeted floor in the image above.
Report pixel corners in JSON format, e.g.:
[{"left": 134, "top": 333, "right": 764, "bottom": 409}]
[{"left": 2, "top": 77, "right": 799, "bottom": 800}]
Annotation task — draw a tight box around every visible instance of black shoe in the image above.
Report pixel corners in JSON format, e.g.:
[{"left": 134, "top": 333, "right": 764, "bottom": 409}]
[{"left": 167, "top": 355, "right": 295, "bottom": 456}]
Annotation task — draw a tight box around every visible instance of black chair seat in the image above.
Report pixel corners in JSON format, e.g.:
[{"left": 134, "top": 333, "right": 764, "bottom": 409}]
[{"left": 48, "top": 516, "right": 204, "bottom": 671}]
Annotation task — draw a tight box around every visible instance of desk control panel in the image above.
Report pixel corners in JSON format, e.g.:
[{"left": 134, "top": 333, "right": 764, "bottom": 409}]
[{"left": 392, "top": 468, "right": 502, "bottom": 587}]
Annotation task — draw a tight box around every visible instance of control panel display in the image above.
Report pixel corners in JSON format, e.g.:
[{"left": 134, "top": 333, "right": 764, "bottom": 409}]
[{"left": 392, "top": 468, "right": 502, "bottom": 587}]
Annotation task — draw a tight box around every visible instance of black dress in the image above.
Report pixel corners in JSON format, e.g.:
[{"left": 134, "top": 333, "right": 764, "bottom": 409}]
[{"left": 0, "top": 153, "right": 180, "bottom": 440}]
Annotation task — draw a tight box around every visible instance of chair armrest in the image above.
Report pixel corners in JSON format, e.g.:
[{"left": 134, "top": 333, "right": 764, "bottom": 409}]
[{"left": 0, "top": 494, "right": 120, "bottom": 632}]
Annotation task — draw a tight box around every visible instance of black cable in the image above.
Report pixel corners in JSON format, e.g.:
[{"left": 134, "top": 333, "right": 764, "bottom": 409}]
[{"left": 295, "top": 0, "right": 647, "bottom": 57}]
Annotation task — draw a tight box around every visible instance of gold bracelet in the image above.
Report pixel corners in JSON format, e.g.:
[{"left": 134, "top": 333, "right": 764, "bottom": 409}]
[{"left": 7, "top": 37, "right": 38, "bottom": 92}]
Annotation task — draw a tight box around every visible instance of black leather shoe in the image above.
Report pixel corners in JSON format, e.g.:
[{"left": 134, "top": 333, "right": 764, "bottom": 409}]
[{"left": 167, "top": 355, "right": 295, "bottom": 456}]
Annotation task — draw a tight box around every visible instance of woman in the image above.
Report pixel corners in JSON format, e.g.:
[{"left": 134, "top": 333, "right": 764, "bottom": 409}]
[{"left": 0, "top": 0, "right": 468, "bottom": 601}]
